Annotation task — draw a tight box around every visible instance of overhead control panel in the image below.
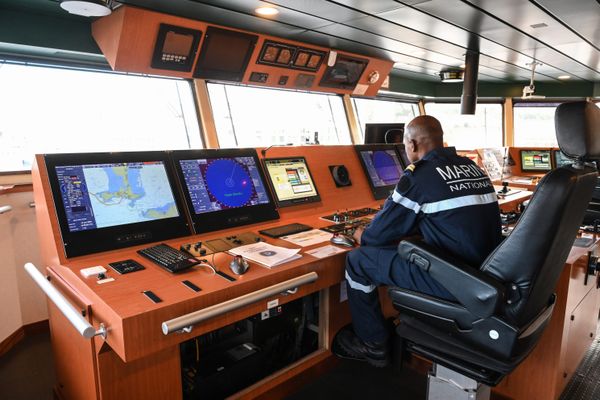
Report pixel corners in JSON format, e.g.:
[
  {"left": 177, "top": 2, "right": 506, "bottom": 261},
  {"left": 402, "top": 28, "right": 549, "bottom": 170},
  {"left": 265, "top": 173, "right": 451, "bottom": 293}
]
[{"left": 91, "top": 6, "right": 393, "bottom": 96}]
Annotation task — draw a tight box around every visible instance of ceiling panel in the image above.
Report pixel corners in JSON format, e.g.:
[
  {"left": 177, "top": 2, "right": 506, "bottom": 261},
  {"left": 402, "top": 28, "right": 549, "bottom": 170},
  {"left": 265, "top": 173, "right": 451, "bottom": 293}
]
[
  {"left": 3, "top": 0, "right": 600, "bottom": 84},
  {"left": 535, "top": 0, "right": 600, "bottom": 49}
]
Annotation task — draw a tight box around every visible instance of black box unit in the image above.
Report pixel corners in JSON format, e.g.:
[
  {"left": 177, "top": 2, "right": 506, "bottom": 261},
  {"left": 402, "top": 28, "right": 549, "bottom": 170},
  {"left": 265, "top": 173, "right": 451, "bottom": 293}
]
[{"left": 181, "top": 294, "right": 319, "bottom": 400}]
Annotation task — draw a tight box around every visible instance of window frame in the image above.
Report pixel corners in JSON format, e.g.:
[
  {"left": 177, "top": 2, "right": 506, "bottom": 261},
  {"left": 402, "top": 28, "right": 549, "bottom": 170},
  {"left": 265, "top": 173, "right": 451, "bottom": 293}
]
[{"left": 0, "top": 61, "right": 204, "bottom": 174}]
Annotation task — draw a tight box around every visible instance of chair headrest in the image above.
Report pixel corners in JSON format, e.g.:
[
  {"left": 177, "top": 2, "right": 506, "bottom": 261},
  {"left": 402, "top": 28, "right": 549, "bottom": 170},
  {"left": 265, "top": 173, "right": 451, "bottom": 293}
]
[{"left": 555, "top": 101, "right": 600, "bottom": 160}]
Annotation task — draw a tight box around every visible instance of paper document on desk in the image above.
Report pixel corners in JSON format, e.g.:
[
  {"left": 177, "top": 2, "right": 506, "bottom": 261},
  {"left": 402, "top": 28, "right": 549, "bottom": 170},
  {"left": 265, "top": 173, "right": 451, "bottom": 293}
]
[
  {"left": 229, "top": 242, "right": 301, "bottom": 268},
  {"left": 281, "top": 229, "right": 332, "bottom": 247},
  {"left": 305, "top": 244, "right": 347, "bottom": 259}
]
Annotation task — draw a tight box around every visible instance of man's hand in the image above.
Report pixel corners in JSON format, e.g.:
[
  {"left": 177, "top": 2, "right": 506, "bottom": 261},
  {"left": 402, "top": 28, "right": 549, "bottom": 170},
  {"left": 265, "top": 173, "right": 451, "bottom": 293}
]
[{"left": 352, "top": 226, "right": 364, "bottom": 245}]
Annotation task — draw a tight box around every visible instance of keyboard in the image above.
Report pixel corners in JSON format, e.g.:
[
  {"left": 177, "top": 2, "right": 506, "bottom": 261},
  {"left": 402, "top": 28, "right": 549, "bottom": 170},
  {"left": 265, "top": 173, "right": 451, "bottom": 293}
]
[
  {"left": 137, "top": 244, "right": 199, "bottom": 273},
  {"left": 259, "top": 223, "right": 313, "bottom": 238}
]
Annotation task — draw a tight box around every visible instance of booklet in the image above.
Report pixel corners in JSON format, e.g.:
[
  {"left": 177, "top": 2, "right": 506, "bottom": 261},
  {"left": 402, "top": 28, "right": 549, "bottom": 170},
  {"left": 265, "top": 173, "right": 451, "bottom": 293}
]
[{"left": 229, "top": 242, "right": 301, "bottom": 268}]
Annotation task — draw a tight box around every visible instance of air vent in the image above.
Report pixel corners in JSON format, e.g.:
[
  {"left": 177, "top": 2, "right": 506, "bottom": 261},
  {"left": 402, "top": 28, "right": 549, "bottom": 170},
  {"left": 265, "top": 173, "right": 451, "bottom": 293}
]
[{"left": 530, "top": 23, "right": 548, "bottom": 29}]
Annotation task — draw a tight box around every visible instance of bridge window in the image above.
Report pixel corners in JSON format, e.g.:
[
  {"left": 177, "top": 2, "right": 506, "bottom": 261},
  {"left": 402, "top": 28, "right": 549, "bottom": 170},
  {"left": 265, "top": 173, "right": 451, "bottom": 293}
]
[
  {"left": 0, "top": 63, "right": 202, "bottom": 172},
  {"left": 513, "top": 103, "right": 559, "bottom": 147},
  {"left": 352, "top": 97, "right": 419, "bottom": 141},
  {"left": 424, "top": 102, "right": 503, "bottom": 150},
  {"left": 207, "top": 83, "right": 351, "bottom": 148}
]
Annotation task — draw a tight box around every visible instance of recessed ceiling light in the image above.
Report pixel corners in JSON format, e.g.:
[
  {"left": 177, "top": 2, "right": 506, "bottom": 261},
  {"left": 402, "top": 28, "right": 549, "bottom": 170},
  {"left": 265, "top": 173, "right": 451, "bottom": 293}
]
[
  {"left": 255, "top": 6, "right": 279, "bottom": 16},
  {"left": 558, "top": 75, "right": 571, "bottom": 80}
]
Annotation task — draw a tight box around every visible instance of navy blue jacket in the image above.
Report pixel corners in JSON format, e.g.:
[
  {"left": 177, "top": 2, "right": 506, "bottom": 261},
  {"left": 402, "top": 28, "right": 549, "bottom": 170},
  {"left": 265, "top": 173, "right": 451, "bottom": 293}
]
[{"left": 361, "top": 147, "right": 502, "bottom": 267}]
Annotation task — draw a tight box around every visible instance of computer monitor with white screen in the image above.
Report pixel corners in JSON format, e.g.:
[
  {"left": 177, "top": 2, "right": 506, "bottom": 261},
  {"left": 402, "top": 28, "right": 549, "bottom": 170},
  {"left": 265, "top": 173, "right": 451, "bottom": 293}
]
[
  {"left": 355, "top": 144, "right": 405, "bottom": 200},
  {"left": 262, "top": 157, "right": 321, "bottom": 207},
  {"left": 520, "top": 150, "right": 552, "bottom": 172},
  {"left": 172, "top": 148, "right": 279, "bottom": 233},
  {"left": 44, "top": 151, "right": 190, "bottom": 258}
]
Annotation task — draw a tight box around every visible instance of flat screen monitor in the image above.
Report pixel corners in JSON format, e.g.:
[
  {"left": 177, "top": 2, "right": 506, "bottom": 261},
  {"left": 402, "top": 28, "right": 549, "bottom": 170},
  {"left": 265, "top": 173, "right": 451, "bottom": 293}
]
[
  {"left": 355, "top": 144, "right": 405, "bottom": 200},
  {"left": 395, "top": 144, "right": 411, "bottom": 167},
  {"left": 172, "top": 148, "right": 279, "bottom": 233},
  {"left": 193, "top": 26, "right": 258, "bottom": 82},
  {"left": 44, "top": 152, "right": 190, "bottom": 258},
  {"left": 520, "top": 150, "right": 552, "bottom": 172},
  {"left": 319, "top": 55, "right": 368, "bottom": 90},
  {"left": 364, "top": 123, "right": 405, "bottom": 144},
  {"left": 553, "top": 150, "right": 573, "bottom": 168},
  {"left": 262, "top": 157, "right": 321, "bottom": 207}
]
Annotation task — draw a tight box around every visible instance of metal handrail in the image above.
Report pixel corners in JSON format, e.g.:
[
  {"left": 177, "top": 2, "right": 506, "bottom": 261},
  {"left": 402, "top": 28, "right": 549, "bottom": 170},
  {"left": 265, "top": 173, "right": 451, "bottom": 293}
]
[
  {"left": 24, "top": 263, "right": 106, "bottom": 339},
  {"left": 162, "top": 271, "right": 318, "bottom": 335}
]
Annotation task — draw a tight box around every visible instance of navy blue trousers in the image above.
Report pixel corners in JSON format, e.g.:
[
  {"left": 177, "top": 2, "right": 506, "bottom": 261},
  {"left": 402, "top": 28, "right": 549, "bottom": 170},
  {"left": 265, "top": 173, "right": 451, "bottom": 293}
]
[{"left": 345, "top": 245, "right": 455, "bottom": 342}]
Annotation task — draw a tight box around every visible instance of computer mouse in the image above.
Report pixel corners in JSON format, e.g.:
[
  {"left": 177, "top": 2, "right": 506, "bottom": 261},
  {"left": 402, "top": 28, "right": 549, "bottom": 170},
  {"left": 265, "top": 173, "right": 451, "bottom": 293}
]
[
  {"left": 330, "top": 233, "right": 356, "bottom": 247},
  {"left": 229, "top": 255, "right": 249, "bottom": 275}
]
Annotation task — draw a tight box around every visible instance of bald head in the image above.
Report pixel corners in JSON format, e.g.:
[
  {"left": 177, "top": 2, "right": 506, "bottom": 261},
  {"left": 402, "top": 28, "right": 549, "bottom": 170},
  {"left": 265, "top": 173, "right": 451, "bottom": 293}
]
[{"left": 403, "top": 115, "right": 445, "bottom": 162}]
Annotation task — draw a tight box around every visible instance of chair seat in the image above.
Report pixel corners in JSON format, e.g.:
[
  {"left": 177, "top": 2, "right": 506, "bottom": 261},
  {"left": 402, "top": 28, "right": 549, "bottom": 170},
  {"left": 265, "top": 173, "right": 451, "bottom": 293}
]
[{"left": 396, "top": 313, "right": 522, "bottom": 386}]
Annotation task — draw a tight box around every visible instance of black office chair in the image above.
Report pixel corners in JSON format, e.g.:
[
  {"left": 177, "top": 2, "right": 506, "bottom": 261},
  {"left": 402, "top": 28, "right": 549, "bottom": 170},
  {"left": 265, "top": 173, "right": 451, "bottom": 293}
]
[{"left": 388, "top": 101, "right": 600, "bottom": 400}]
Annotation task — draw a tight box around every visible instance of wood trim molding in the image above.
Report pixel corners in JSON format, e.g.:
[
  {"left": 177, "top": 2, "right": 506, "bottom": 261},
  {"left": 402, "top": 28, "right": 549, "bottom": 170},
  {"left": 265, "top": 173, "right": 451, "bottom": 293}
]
[
  {"left": 193, "top": 79, "right": 220, "bottom": 149},
  {"left": 418, "top": 99, "right": 426, "bottom": 115},
  {"left": 0, "top": 183, "right": 33, "bottom": 196},
  {"left": 342, "top": 94, "right": 362, "bottom": 144},
  {"left": 503, "top": 98, "right": 514, "bottom": 147},
  {"left": 0, "top": 320, "right": 49, "bottom": 357},
  {"left": 0, "top": 328, "right": 25, "bottom": 358}
]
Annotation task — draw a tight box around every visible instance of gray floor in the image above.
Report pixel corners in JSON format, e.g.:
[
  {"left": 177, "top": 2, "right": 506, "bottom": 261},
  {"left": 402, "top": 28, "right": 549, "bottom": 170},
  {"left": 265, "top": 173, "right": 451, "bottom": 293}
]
[
  {"left": 1, "top": 328, "right": 600, "bottom": 400},
  {"left": 0, "top": 331, "right": 55, "bottom": 400}
]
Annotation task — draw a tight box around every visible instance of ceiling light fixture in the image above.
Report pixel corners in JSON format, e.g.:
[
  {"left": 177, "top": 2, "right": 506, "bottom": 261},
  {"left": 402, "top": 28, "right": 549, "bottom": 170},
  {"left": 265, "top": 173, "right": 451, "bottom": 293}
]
[
  {"left": 60, "top": 0, "right": 112, "bottom": 17},
  {"left": 558, "top": 75, "right": 571, "bottom": 80},
  {"left": 255, "top": 6, "right": 279, "bottom": 16},
  {"left": 439, "top": 69, "right": 464, "bottom": 83}
]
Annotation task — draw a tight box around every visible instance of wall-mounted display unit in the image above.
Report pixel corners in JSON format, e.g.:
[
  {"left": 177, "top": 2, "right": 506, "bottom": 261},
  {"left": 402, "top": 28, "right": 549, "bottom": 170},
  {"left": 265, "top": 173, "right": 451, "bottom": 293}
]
[
  {"left": 262, "top": 157, "right": 321, "bottom": 207},
  {"left": 151, "top": 24, "right": 202, "bottom": 72},
  {"left": 172, "top": 148, "right": 279, "bottom": 233},
  {"left": 257, "top": 40, "right": 325, "bottom": 72},
  {"left": 44, "top": 151, "right": 191, "bottom": 258},
  {"left": 193, "top": 26, "right": 258, "bottom": 82},
  {"left": 553, "top": 150, "right": 573, "bottom": 168},
  {"left": 520, "top": 149, "right": 552, "bottom": 172},
  {"left": 355, "top": 144, "right": 405, "bottom": 200},
  {"left": 319, "top": 55, "right": 368, "bottom": 90}
]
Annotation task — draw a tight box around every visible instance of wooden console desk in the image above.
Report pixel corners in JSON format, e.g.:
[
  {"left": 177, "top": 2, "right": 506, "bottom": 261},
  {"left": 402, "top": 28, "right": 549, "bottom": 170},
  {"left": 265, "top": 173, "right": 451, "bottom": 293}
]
[{"left": 31, "top": 146, "right": 598, "bottom": 400}]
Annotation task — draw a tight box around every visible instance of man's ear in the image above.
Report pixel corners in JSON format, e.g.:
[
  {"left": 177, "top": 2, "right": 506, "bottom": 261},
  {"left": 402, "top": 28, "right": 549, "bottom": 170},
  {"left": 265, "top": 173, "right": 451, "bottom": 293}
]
[{"left": 408, "top": 138, "right": 417, "bottom": 153}]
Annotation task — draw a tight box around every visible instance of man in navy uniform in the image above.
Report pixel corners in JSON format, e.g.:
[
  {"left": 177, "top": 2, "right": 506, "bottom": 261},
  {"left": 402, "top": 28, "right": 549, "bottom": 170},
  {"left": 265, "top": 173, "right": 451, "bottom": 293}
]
[{"left": 334, "top": 115, "right": 502, "bottom": 367}]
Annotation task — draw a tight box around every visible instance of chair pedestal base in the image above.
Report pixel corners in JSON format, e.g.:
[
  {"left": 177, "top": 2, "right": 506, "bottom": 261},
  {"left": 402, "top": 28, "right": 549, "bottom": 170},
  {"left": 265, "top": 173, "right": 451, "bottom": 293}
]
[{"left": 427, "top": 364, "right": 490, "bottom": 400}]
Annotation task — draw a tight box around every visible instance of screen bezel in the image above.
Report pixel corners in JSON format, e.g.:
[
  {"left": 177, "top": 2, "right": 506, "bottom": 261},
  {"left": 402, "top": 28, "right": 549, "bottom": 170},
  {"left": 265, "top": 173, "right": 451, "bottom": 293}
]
[
  {"left": 44, "top": 151, "right": 191, "bottom": 258},
  {"left": 192, "top": 26, "right": 258, "bottom": 82},
  {"left": 262, "top": 156, "right": 322, "bottom": 207},
  {"left": 355, "top": 144, "right": 406, "bottom": 200},
  {"left": 364, "top": 123, "right": 405, "bottom": 144},
  {"left": 520, "top": 149, "right": 552, "bottom": 172},
  {"left": 552, "top": 149, "right": 573, "bottom": 168},
  {"left": 318, "top": 54, "right": 368, "bottom": 90},
  {"left": 171, "top": 148, "right": 279, "bottom": 234}
]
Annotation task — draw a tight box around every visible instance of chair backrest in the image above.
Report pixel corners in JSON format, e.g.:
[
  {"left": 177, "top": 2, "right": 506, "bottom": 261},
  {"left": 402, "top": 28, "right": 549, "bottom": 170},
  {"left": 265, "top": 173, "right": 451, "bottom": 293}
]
[{"left": 480, "top": 101, "right": 600, "bottom": 327}]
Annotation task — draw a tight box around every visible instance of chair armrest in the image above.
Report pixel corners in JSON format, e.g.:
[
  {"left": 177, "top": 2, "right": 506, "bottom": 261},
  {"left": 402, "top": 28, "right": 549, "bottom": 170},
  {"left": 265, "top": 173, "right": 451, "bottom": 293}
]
[
  {"left": 398, "top": 239, "right": 505, "bottom": 318},
  {"left": 388, "top": 287, "right": 479, "bottom": 331}
]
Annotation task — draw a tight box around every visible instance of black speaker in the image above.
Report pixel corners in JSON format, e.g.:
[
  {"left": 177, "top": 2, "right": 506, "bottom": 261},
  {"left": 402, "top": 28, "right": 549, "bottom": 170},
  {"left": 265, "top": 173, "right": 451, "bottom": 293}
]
[{"left": 329, "top": 165, "right": 351, "bottom": 187}]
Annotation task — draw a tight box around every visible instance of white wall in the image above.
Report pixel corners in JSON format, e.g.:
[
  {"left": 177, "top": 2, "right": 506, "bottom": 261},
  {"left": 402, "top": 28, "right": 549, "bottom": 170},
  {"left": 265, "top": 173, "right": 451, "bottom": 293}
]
[{"left": 0, "top": 191, "right": 47, "bottom": 343}]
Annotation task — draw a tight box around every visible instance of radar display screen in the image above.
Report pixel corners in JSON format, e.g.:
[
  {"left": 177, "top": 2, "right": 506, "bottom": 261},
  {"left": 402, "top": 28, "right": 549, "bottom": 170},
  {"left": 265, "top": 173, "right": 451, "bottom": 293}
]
[
  {"left": 172, "top": 149, "right": 279, "bottom": 233},
  {"left": 355, "top": 144, "right": 405, "bottom": 200},
  {"left": 179, "top": 156, "right": 271, "bottom": 214},
  {"left": 263, "top": 157, "right": 320, "bottom": 207}
]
